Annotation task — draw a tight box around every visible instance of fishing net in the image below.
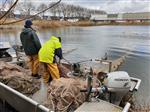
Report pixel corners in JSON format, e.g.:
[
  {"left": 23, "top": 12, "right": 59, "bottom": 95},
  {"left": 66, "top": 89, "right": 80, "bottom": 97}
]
[
  {"left": 0, "top": 61, "right": 40, "bottom": 96},
  {"left": 46, "top": 78, "right": 86, "bottom": 112}
]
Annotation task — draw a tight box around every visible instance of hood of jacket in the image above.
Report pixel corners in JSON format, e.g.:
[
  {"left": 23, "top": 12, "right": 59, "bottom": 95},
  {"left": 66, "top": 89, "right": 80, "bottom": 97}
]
[{"left": 22, "top": 28, "right": 32, "bottom": 34}]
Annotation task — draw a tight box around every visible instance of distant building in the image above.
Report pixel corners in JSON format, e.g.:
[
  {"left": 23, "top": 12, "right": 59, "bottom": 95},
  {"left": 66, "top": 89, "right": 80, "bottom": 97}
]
[
  {"left": 90, "top": 12, "right": 150, "bottom": 22},
  {"left": 107, "top": 14, "right": 118, "bottom": 20},
  {"left": 107, "top": 14, "right": 119, "bottom": 22},
  {"left": 90, "top": 14, "right": 107, "bottom": 20},
  {"left": 117, "top": 14, "right": 123, "bottom": 19},
  {"left": 15, "top": 14, "right": 41, "bottom": 20},
  {"left": 122, "top": 12, "right": 150, "bottom": 22}
]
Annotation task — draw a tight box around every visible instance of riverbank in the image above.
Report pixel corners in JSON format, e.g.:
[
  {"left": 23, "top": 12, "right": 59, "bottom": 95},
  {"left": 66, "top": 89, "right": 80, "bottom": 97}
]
[
  {"left": 30, "top": 20, "right": 103, "bottom": 28},
  {"left": 33, "top": 20, "right": 150, "bottom": 28},
  {"left": 0, "top": 19, "right": 150, "bottom": 30}
]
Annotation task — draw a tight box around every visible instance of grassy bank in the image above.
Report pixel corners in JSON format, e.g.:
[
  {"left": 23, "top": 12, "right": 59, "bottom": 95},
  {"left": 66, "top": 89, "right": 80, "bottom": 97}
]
[
  {"left": 33, "top": 20, "right": 150, "bottom": 28},
  {"left": 0, "top": 20, "right": 96, "bottom": 29},
  {"left": 0, "top": 19, "right": 150, "bottom": 29},
  {"left": 33, "top": 20, "right": 97, "bottom": 28},
  {"left": 33, "top": 20, "right": 72, "bottom": 28},
  {"left": 34, "top": 20, "right": 150, "bottom": 28}
]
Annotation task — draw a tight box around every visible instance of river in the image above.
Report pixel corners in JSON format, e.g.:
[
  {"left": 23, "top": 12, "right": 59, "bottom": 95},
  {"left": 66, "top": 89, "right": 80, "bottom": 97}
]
[{"left": 0, "top": 25, "right": 150, "bottom": 104}]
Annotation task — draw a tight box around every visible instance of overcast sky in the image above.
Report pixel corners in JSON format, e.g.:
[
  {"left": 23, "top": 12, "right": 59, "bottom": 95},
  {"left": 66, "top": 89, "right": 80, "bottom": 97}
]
[
  {"left": 63, "top": 0, "right": 150, "bottom": 13},
  {"left": 0, "top": 0, "right": 150, "bottom": 13}
]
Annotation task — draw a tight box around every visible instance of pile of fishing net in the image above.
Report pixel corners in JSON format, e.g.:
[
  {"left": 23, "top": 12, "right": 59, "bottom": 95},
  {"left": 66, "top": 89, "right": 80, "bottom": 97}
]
[
  {"left": 45, "top": 78, "right": 86, "bottom": 112},
  {"left": 0, "top": 61, "right": 40, "bottom": 96}
]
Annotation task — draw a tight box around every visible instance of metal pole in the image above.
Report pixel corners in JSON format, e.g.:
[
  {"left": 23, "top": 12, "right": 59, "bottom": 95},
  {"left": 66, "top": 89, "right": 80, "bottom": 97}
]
[
  {"left": 108, "top": 62, "right": 112, "bottom": 72},
  {"left": 77, "top": 59, "right": 92, "bottom": 64},
  {"left": 85, "top": 68, "right": 93, "bottom": 102},
  {"left": 62, "top": 58, "right": 72, "bottom": 65},
  {"left": 122, "top": 102, "right": 131, "bottom": 112}
]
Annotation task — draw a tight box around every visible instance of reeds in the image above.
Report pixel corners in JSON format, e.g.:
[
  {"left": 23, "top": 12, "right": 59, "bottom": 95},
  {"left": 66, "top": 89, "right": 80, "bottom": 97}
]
[
  {"left": 1, "top": 19, "right": 149, "bottom": 29},
  {"left": 33, "top": 20, "right": 72, "bottom": 28}
]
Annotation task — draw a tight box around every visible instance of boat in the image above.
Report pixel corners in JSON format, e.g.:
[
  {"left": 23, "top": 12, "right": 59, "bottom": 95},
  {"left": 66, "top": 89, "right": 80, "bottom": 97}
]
[
  {"left": 75, "top": 71, "right": 141, "bottom": 112},
  {"left": 0, "top": 42, "right": 141, "bottom": 112},
  {"left": 0, "top": 42, "right": 13, "bottom": 62}
]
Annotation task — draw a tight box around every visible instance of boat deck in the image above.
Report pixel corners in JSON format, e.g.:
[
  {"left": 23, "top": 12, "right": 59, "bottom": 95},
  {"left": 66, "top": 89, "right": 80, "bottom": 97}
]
[
  {"left": 75, "top": 78, "right": 139, "bottom": 112},
  {"left": 75, "top": 100, "right": 122, "bottom": 112},
  {"left": 0, "top": 48, "right": 141, "bottom": 112}
]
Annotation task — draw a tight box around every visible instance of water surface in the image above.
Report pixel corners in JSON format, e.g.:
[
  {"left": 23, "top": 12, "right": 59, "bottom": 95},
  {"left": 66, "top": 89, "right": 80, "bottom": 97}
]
[{"left": 0, "top": 25, "right": 150, "bottom": 104}]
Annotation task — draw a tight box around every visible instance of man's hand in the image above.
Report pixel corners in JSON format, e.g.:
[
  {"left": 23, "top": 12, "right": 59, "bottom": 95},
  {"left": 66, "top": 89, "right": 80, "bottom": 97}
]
[{"left": 58, "top": 59, "right": 62, "bottom": 64}]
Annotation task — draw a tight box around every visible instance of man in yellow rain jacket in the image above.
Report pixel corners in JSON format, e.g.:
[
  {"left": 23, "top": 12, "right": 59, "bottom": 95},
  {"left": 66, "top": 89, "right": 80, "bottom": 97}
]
[{"left": 39, "top": 36, "right": 63, "bottom": 83}]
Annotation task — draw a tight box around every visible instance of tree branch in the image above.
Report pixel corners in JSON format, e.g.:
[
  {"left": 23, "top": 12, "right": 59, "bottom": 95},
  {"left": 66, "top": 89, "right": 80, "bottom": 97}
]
[
  {"left": 0, "top": 0, "right": 19, "bottom": 20},
  {"left": 1, "top": 0, "right": 61, "bottom": 25},
  {"left": 0, "top": 0, "right": 8, "bottom": 11}
]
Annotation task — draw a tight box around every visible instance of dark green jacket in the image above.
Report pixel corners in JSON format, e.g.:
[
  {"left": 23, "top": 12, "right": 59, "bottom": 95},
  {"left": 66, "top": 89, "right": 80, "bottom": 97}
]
[{"left": 20, "top": 28, "right": 41, "bottom": 55}]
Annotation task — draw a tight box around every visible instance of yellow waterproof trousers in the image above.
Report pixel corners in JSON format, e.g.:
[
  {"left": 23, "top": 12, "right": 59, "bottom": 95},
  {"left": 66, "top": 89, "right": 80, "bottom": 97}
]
[
  {"left": 40, "top": 63, "right": 60, "bottom": 83},
  {"left": 28, "top": 55, "right": 39, "bottom": 76}
]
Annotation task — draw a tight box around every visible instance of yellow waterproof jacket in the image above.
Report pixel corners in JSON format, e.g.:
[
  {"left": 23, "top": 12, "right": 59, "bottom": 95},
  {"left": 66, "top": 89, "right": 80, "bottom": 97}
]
[{"left": 39, "top": 36, "right": 62, "bottom": 64}]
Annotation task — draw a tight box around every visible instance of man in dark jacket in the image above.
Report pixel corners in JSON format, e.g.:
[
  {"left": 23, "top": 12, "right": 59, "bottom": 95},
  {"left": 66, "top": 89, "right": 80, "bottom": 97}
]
[{"left": 20, "top": 19, "right": 41, "bottom": 78}]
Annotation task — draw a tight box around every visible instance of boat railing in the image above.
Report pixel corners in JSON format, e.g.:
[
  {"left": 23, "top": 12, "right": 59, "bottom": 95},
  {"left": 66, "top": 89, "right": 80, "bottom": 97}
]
[{"left": 0, "top": 82, "right": 50, "bottom": 112}]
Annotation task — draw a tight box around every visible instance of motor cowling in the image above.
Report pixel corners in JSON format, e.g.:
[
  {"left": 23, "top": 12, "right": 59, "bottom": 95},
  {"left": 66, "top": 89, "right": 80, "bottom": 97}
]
[
  {"left": 103, "top": 71, "right": 131, "bottom": 105},
  {"left": 104, "top": 71, "right": 131, "bottom": 92}
]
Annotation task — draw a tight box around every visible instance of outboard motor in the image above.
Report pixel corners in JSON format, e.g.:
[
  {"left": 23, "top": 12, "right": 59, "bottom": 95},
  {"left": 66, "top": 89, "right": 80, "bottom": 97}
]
[{"left": 104, "top": 71, "right": 131, "bottom": 105}]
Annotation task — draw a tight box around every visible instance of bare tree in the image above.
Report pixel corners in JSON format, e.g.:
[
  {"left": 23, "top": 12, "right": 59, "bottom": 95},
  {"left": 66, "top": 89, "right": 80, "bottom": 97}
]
[
  {"left": 1, "top": 0, "right": 106, "bottom": 25},
  {"left": 49, "top": 3, "right": 58, "bottom": 17},
  {"left": 37, "top": 3, "right": 47, "bottom": 19},
  {"left": 0, "top": 0, "right": 7, "bottom": 11},
  {"left": 66, "top": 4, "right": 73, "bottom": 18},
  {"left": 61, "top": 3, "right": 68, "bottom": 19},
  {"left": 27, "top": 2, "right": 35, "bottom": 15},
  {"left": 69, "top": 5, "right": 76, "bottom": 18},
  {"left": 76, "top": 6, "right": 84, "bottom": 18},
  {"left": 56, "top": 3, "right": 62, "bottom": 17},
  {"left": 0, "top": 0, "right": 19, "bottom": 20},
  {"left": 1, "top": 0, "right": 62, "bottom": 25},
  {"left": 15, "top": 2, "right": 35, "bottom": 16},
  {"left": 0, "top": 0, "right": 13, "bottom": 18},
  {"left": 47, "top": 2, "right": 106, "bottom": 20}
]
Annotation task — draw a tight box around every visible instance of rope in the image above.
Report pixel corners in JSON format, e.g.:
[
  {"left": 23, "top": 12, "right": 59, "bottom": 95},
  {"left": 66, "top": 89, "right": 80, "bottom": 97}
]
[
  {"left": 48, "top": 78, "right": 86, "bottom": 111},
  {"left": 0, "top": 61, "right": 40, "bottom": 96}
]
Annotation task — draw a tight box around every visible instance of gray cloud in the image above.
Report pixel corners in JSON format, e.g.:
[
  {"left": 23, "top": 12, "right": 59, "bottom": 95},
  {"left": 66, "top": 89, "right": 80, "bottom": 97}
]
[
  {"left": 2, "top": 0, "right": 150, "bottom": 13},
  {"left": 61, "top": 0, "right": 150, "bottom": 13}
]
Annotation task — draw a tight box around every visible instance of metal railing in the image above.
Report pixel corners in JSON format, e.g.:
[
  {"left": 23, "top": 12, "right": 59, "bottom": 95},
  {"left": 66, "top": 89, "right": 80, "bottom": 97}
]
[{"left": 0, "top": 82, "right": 50, "bottom": 112}]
